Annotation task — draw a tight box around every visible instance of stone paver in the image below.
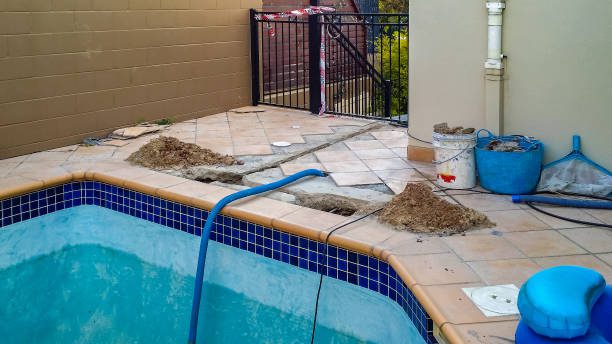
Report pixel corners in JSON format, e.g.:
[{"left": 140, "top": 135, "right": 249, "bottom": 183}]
[{"left": 1, "top": 106, "right": 611, "bottom": 344}]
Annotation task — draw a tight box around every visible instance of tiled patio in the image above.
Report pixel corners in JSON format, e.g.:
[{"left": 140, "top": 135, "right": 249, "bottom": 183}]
[{"left": 0, "top": 106, "right": 610, "bottom": 344}]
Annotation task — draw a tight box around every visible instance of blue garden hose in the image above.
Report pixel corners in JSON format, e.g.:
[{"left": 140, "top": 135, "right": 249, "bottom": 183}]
[
  {"left": 512, "top": 195, "right": 612, "bottom": 209},
  {"left": 187, "top": 169, "right": 327, "bottom": 344}
]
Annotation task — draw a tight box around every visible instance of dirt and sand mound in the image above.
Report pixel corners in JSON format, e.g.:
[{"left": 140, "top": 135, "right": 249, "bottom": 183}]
[
  {"left": 127, "top": 136, "right": 243, "bottom": 169},
  {"left": 379, "top": 183, "right": 492, "bottom": 235}
]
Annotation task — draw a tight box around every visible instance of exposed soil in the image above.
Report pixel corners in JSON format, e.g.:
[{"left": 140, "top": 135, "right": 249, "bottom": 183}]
[
  {"left": 433, "top": 122, "right": 475, "bottom": 135},
  {"left": 295, "top": 193, "right": 378, "bottom": 217},
  {"left": 127, "top": 136, "right": 243, "bottom": 169},
  {"left": 378, "top": 183, "right": 493, "bottom": 235}
]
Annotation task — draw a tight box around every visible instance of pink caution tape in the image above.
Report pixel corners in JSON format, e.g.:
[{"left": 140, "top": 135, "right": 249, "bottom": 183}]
[{"left": 255, "top": 6, "right": 335, "bottom": 115}]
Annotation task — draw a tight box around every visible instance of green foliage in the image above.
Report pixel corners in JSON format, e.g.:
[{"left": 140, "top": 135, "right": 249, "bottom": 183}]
[
  {"left": 154, "top": 118, "right": 174, "bottom": 125},
  {"left": 374, "top": 28, "right": 408, "bottom": 115},
  {"left": 379, "top": 0, "right": 408, "bottom": 14}
]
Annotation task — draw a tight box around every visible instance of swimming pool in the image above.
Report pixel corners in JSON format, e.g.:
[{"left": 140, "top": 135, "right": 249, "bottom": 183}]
[{"left": 0, "top": 181, "right": 436, "bottom": 343}]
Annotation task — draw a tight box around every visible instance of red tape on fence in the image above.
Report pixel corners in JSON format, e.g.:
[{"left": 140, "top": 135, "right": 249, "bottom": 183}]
[{"left": 255, "top": 6, "right": 335, "bottom": 115}]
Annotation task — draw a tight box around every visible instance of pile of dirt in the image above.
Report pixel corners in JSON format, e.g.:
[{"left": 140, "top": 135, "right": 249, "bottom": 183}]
[
  {"left": 127, "top": 136, "right": 243, "bottom": 169},
  {"left": 433, "top": 122, "right": 475, "bottom": 135},
  {"left": 295, "top": 193, "right": 377, "bottom": 216},
  {"left": 378, "top": 183, "right": 493, "bottom": 235}
]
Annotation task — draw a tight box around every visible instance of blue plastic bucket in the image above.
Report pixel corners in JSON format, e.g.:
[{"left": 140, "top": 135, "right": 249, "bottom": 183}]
[{"left": 475, "top": 130, "right": 543, "bottom": 194}]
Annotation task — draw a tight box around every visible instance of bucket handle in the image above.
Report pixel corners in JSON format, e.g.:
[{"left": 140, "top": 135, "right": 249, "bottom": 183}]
[
  {"left": 476, "top": 129, "right": 495, "bottom": 140},
  {"left": 432, "top": 145, "right": 475, "bottom": 165},
  {"left": 477, "top": 129, "right": 540, "bottom": 152}
]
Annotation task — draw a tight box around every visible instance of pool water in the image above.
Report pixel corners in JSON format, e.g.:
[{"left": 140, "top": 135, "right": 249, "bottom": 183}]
[{"left": 0, "top": 206, "right": 425, "bottom": 344}]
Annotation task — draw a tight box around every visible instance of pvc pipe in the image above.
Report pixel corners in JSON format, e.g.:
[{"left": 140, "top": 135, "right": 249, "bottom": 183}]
[
  {"left": 485, "top": 1, "right": 506, "bottom": 69},
  {"left": 512, "top": 195, "right": 612, "bottom": 209},
  {"left": 187, "top": 169, "right": 327, "bottom": 344}
]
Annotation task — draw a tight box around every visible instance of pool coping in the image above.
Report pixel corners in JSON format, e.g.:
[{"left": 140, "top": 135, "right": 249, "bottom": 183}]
[{"left": 0, "top": 169, "right": 517, "bottom": 344}]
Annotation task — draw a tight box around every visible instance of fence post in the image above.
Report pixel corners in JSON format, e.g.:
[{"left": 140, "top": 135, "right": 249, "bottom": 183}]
[
  {"left": 384, "top": 79, "right": 391, "bottom": 117},
  {"left": 308, "top": 13, "right": 321, "bottom": 114},
  {"left": 249, "top": 9, "right": 260, "bottom": 106}
]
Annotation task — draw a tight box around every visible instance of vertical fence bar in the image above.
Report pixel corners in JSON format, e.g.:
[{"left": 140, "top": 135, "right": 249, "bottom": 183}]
[
  {"left": 308, "top": 13, "right": 321, "bottom": 114},
  {"left": 384, "top": 79, "right": 391, "bottom": 117},
  {"left": 249, "top": 9, "right": 260, "bottom": 106}
]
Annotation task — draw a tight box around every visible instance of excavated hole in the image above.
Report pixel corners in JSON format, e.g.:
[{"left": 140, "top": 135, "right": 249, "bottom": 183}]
[
  {"left": 194, "top": 171, "right": 244, "bottom": 185},
  {"left": 295, "top": 193, "right": 379, "bottom": 217}
]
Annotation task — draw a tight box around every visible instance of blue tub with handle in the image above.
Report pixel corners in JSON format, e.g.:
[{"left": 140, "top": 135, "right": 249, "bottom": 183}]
[{"left": 475, "top": 129, "right": 543, "bottom": 194}]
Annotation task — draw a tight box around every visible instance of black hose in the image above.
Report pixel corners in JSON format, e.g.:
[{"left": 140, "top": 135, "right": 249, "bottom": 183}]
[
  {"left": 432, "top": 186, "right": 611, "bottom": 228},
  {"left": 309, "top": 208, "right": 383, "bottom": 344},
  {"left": 525, "top": 202, "right": 612, "bottom": 229}
]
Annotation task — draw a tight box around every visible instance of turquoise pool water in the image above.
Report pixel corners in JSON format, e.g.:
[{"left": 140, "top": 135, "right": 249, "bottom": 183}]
[{"left": 0, "top": 206, "right": 425, "bottom": 343}]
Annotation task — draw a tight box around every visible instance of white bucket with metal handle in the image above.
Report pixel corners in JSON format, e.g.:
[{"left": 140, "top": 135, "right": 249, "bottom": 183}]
[{"left": 432, "top": 132, "right": 477, "bottom": 189}]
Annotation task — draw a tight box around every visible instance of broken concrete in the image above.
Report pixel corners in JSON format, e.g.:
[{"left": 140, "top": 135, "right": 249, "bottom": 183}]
[{"left": 243, "top": 167, "right": 393, "bottom": 204}]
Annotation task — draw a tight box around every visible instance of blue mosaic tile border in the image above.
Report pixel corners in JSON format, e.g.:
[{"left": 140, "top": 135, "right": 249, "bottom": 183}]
[{"left": 0, "top": 181, "right": 437, "bottom": 344}]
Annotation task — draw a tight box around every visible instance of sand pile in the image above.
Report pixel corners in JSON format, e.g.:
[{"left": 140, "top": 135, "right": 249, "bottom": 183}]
[
  {"left": 127, "top": 136, "right": 242, "bottom": 169},
  {"left": 379, "top": 183, "right": 492, "bottom": 235}
]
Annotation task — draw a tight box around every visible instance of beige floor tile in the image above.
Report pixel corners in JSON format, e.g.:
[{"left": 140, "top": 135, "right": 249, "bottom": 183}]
[
  {"left": 394, "top": 253, "right": 482, "bottom": 285},
  {"left": 230, "top": 196, "right": 302, "bottom": 224},
  {"left": 99, "top": 166, "right": 156, "bottom": 180},
  {"left": 334, "top": 217, "right": 397, "bottom": 248},
  {"left": 67, "top": 146, "right": 117, "bottom": 161},
  {"left": 344, "top": 140, "right": 386, "bottom": 150},
  {"left": 162, "top": 180, "right": 225, "bottom": 198},
  {"left": 443, "top": 235, "right": 526, "bottom": 261},
  {"left": 0, "top": 175, "right": 42, "bottom": 189},
  {"left": 362, "top": 157, "right": 411, "bottom": 171},
  {"left": 559, "top": 227, "right": 612, "bottom": 253},
  {"left": 583, "top": 209, "right": 612, "bottom": 225},
  {"left": 233, "top": 145, "right": 273, "bottom": 156},
  {"left": 419, "top": 284, "right": 518, "bottom": 324},
  {"left": 136, "top": 172, "right": 187, "bottom": 188},
  {"left": 535, "top": 254, "right": 612, "bottom": 281},
  {"left": 391, "top": 147, "right": 407, "bottom": 158},
  {"left": 0, "top": 163, "right": 19, "bottom": 177},
  {"left": 266, "top": 135, "right": 306, "bottom": 144},
  {"left": 0, "top": 155, "right": 30, "bottom": 164},
  {"left": 275, "top": 207, "right": 347, "bottom": 232},
  {"left": 526, "top": 206, "right": 603, "bottom": 229},
  {"left": 374, "top": 168, "right": 427, "bottom": 182},
  {"left": 467, "top": 259, "right": 542, "bottom": 286},
  {"left": 230, "top": 129, "right": 267, "bottom": 137},
  {"left": 453, "top": 193, "right": 520, "bottom": 212},
  {"left": 298, "top": 127, "right": 334, "bottom": 135},
  {"left": 209, "top": 146, "right": 234, "bottom": 155},
  {"left": 314, "top": 150, "right": 359, "bottom": 162},
  {"left": 371, "top": 130, "right": 407, "bottom": 140},
  {"left": 504, "top": 230, "right": 586, "bottom": 257},
  {"left": 353, "top": 148, "right": 396, "bottom": 160},
  {"left": 379, "top": 138, "right": 408, "bottom": 149},
  {"left": 449, "top": 321, "right": 518, "bottom": 344},
  {"left": 383, "top": 231, "right": 451, "bottom": 256},
  {"left": 483, "top": 209, "right": 551, "bottom": 232},
  {"left": 24, "top": 150, "right": 75, "bottom": 162},
  {"left": 236, "top": 136, "right": 270, "bottom": 145},
  {"left": 196, "top": 130, "right": 231, "bottom": 139},
  {"left": 330, "top": 172, "right": 382, "bottom": 186},
  {"left": 279, "top": 162, "right": 325, "bottom": 175},
  {"left": 597, "top": 253, "right": 612, "bottom": 266},
  {"left": 321, "top": 160, "right": 370, "bottom": 173}
]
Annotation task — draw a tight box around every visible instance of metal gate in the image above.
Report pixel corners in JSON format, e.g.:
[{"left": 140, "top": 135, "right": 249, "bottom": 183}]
[{"left": 250, "top": 9, "right": 408, "bottom": 125}]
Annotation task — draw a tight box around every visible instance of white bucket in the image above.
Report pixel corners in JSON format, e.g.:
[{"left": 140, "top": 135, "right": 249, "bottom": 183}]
[{"left": 432, "top": 132, "right": 477, "bottom": 189}]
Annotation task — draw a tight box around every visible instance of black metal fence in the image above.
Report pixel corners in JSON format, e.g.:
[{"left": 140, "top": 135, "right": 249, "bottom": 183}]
[{"left": 250, "top": 9, "right": 408, "bottom": 125}]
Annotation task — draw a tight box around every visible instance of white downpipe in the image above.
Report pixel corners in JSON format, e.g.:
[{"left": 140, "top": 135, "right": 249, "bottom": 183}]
[{"left": 485, "top": 1, "right": 505, "bottom": 69}]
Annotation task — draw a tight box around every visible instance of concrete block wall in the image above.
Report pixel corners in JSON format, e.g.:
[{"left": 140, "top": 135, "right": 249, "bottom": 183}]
[{"left": 0, "top": 0, "right": 262, "bottom": 159}]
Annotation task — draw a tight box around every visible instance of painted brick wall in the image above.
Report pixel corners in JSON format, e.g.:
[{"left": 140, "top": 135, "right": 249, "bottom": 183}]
[{"left": 0, "top": 0, "right": 262, "bottom": 159}]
